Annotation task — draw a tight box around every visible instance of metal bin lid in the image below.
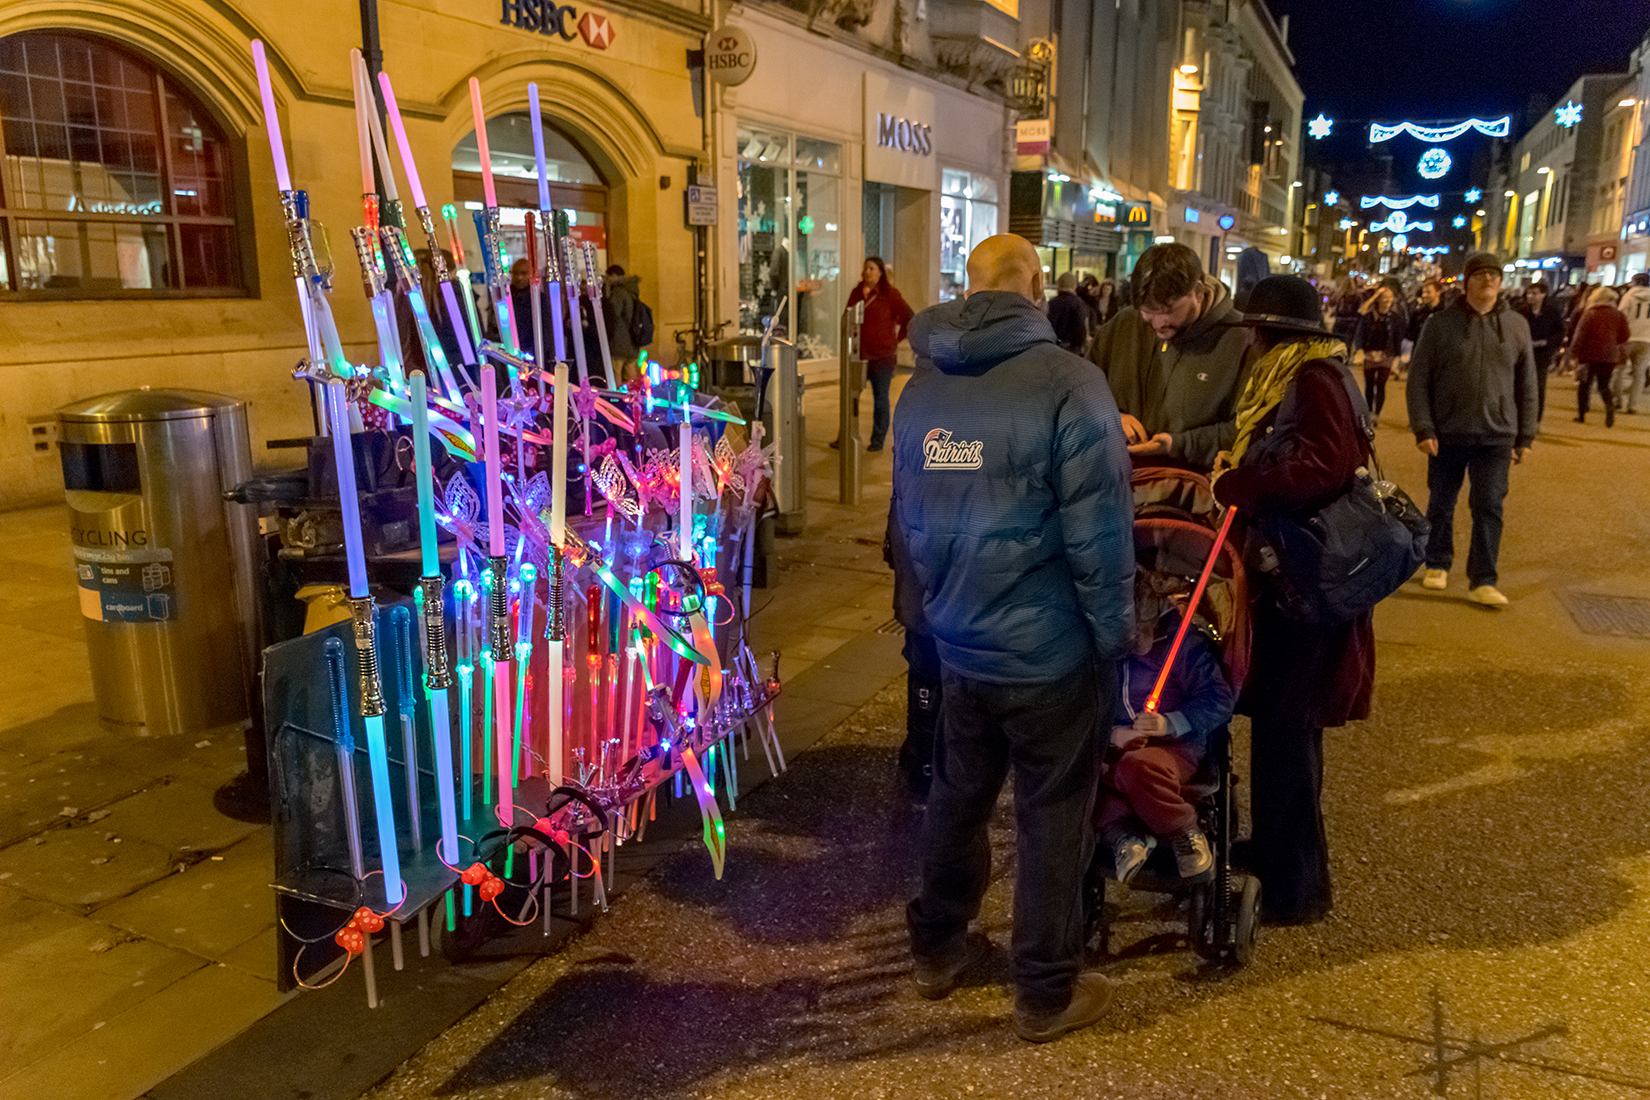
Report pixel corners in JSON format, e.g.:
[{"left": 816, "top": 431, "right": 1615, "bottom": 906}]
[{"left": 57, "top": 388, "right": 245, "bottom": 424}]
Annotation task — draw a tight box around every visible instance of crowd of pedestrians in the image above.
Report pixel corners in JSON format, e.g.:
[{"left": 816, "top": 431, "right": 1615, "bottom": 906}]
[{"left": 860, "top": 236, "right": 1610, "bottom": 1044}]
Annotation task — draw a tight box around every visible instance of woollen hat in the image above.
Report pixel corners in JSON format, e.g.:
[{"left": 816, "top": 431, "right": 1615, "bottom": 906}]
[{"left": 1463, "top": 252, "right": 1503, "bottom": 280}]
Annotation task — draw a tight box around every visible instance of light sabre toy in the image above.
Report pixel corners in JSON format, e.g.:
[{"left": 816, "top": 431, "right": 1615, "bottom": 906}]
[
  {"left": 468, "top": 79, "right": 520, "bottom": 378},
  {"left": 349, "top": 227, "right": 407, "bottom": 398},
  {"left": 441, "top": 202, "right": 486, "bottom": 353},
  {"left": 1143, "top": 507, "right": 1237, "bottom": 717},
  {"left": 480, "top": 369, "right": 516, "bottom": 824},
  {"left": 351, "top": 51, "right": 401, "bottom": 230},
  {"left": 377, "top": 71, "right": 480, "bottom": 390},
  {"left": 409, "top": 371, "right": 461, "bottom": 870},
  {"left": 582, "top": 241, "right": 614, "bottom": 384},
  {"left": 391, "top": 604, "right": 423, "bottom": 851},
  {"left": 349, "top": 50, "right": 381, "bottom": 243},
  {"left": 380, "top": 225, "right": 462, "bottom": 400},
  {"left": 255, "top": 40, "right": 401, "bottom": 904},
  {"left": 559, "top": 229, "right": 591, "bottom": 387}
]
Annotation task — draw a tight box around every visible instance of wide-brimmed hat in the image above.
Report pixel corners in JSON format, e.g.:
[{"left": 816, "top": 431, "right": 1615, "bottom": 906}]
[{"left": 1235, "top": 275, "right": 1335, "bottom": 337}]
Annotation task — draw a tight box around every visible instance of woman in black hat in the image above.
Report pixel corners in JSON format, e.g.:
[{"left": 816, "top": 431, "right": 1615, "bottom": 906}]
[{"left": 1210, "top": 275, "right": 1376, "bottom": 925}]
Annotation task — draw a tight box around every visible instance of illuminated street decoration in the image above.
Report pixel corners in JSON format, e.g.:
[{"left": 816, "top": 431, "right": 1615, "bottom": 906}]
[
  {"left": 1418, "top": 148, "right": 1452, "bottom": 180},
  {"left": 1464, "top": 188, "right": 1482, "bottom": 203},
  {"left": 1392, "top": 234, "right": 1409, "bottom": 250},
  {"left": 1556, "top": 100, "right": 1583, "bottom": 128},
  {"left": 1308, "top": 114, "right": 1334, "bottom": 140},
  {"left": 1338, "top": 218, "right": 1357, "bottom": 230},
  {"left": 1371, "top": 209, "right": 1433, "bottom": 233},
  {"left": 1453, "top": 216, "right": 1468, "bottom": 228},
  {"left": 1368, "top": 116, "right": 1511, "bottom": 143},
  {"left": 1360, "top": 194, "right": 1440, "bottom": 209},
  {"left": 1323, "top": 190, "right": 1340, "bottom": 206}
]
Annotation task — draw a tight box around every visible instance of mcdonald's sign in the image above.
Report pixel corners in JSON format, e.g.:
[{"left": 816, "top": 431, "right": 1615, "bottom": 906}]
[{"left": 1126, "top": 203, "right": 1152, "bottom": 224}]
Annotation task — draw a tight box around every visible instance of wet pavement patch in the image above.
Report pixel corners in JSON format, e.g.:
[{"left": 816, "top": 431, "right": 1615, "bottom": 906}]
[{"left": 1559, "top": 592, "right": 1650, "bottom": 638}]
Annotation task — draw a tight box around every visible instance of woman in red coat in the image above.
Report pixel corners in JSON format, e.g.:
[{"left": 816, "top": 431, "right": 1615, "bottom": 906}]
[
  {"left": 1213, "top": 275, "right": 1376, "bottom": 926},
  {"left": 843, "top": 257, "right": 914, "bottom": 452}
]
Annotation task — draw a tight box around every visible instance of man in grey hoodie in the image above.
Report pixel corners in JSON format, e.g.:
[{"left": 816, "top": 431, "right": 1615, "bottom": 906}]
[
  {"left": 893, "top": 234, "right": 1134, "bottom": 1043},
  {"left": 1407, "top": 252, "right": 1538, "bottom": 607}
]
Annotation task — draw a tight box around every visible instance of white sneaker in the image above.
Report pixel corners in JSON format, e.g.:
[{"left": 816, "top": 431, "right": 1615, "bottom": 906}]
[
  {"left": 1170, "top": 829, "right": 1214, "bottom": 881},
  {"left": 1421, "top": 569, "right": 1448, "bottom": 590},
  {"left": 1109, "top": 832, "right": 1155, "bottom": 885},
  {"left": 1468, "top": 585, "right": 1510, "bottom": 607}
]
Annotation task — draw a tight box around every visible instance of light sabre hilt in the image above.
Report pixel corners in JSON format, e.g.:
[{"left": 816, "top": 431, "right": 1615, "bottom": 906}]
[
  {"left": 547, "top": 545, "right": 566, "bottom": 642},
  {"left": 487, "top": 555, "right": 512, "bottom": 661},
  {"left": 525, "top": 211, "right": 542, "bottom": 291},
  {"left": 415, "top": 205, "right": 451, "bottom": 283},
  {"left": 379, "top": 226, "right": 419, "bottom": 293},
  {"left": 350, "top": 226, "right": 388, "bottom": 300},
  {"left": 348, "top": 595, "right": 387, "bottom": 718},
  {"left": 474, "top": 206, "right": 508, "bottom": 301},
  {"left": 279, "top": 190, "right": 330, "bottom": 290},
  {"left": 420, "top": 575, "right": 452, "bottom": 690},
  {"left": 582, "top": 241, "right": 601, "bottom": 299},
  {"left": 441, "top": 204, "right": 466, "bottom": 268}
]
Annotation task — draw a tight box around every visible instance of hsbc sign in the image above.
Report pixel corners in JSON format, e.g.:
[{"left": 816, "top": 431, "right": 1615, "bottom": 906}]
[
  {"left": 501, "top": 0, "right": 616, "bottom": 49},
  {"left": 703, "top": 26, "right": 757, "bottom": 86}
]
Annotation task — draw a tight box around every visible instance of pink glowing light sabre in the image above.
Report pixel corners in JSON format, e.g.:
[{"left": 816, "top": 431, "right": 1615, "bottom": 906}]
[
  {"left": 1144, "top": 507, "right": 1237, "bottom": 716},
  {"left": 480, "top": 370, "right": 516, "bottom": 824}
]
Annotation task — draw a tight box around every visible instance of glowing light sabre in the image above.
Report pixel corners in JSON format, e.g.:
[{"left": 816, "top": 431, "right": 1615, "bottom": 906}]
[
  {"left": 582, "top": 241, "right": 614, "bottom": 384},
  {"left": 442, "top": 203, "right": 486, "bottom": 353},
  {"left": 1359, "top": 194, "right": 1440, "bottom": 210},
  {"left": 255, "top": 41, "right": 401, "bottom": 903},
  {"left": 679, "top": 394, "right": 694, "bottom": 560},
  {"left": 560, "top": 229, "right": 591, "bottom": 387},
  {"left": 480, "top": 370, "right": 516, "bottom": 824},
  {"left": 1368, "top": 116, "right": 1510, "bottom": 143},
  {"left": 1143, "top": 507, "right": 1236, "bottom": 718},
  {"left": 409, "top": 372, "right": 461, "bottom": 871},
  {"left": 562, "top": 530, "right": 712, "bottom": 665},
  {"left": 349, "top": 227, "right": 407, "bottom": 398},
  {"left": 468, "top": 79, "right": 520, "bottom": 380},
  {"left": 512, "top": 566, "right": 535, "bottom": 792},
  {"left": 377, "top": 72, "right": 480, "bottom": 392},
  {"left": 349, "top": 49, "right": 380, "bottom": 241},
  {"left": 379, "top": 226, "right": 461, "bottom": 400}
]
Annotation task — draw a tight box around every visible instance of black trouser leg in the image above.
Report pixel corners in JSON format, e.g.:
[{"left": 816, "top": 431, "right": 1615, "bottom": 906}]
[
  {"left": 900, "top": 631, "right": 942, "bottom": 789},
  {"left": 1248, "top": 707, "right": 1330, "bottom": 921}
]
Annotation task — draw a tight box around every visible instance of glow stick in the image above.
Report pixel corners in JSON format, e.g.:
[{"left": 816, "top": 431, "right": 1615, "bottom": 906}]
[
  {"left": 1144, "top": 507, "right": 1237, "bottom": 716},
  {"left": 349, "top": 49, "right": 378, "bottom": 234},
  {"left": 380, "top": 226, "right": 461, "bottom": 399},
  {"left": 679, "top": 396, "right": 693, "bottom": 560},
  {"left": 410, "top": 372, "right": 460, "bottom": 865},
  {"left": 353, "top": 52, "right": 399, "bottom": 210},
  {"left": 480, "top": 369, "right": 515, "bottom": 822},
  {"left": 468, "top": 78, "right": 519, "bottom": 364},
  {"left": 251, "top": 43, "right": 321, "bottom": 371},
  {"left": 326, "top": 382, "right": 404, "bottom": 907},
  {"left": 348, "top": 228, "right": 405, "bottom": 397},
  {"left": 378, "top": 72, "right": 480, "bottom": 390},
  {"left": 582, "top": 242, "right": 614, "bottom": 383}
]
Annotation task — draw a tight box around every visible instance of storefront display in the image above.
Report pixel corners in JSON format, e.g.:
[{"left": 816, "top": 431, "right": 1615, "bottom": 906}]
[{"left": 737, "top": 128, "right": 842, "bottom": 361}]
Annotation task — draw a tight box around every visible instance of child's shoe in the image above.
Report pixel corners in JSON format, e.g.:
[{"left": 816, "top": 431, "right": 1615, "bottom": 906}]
[
  {"left": 1106, "top": 829, "right": 1155, "bottom": 884},
  {"left": 1169, "top": 828, "right": 1214, "bottom": 881}
]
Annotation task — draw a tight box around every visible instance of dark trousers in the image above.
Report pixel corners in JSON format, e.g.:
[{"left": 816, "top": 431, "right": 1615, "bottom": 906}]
[
  {"left": 1533, "top": 348, "right": 1554, "bottom": 421},
  {"left": 1424, "top": 443, "right": 1511, "bottom": 588},
  {"left": 900, "top": 631, "right": 942, "bottom": 783},
  {"left": 908, "top": 660, "right": 1112, "bottom": 1013},
  {"left": 866, "top": 365, "right": 895, "bottom": 447},
  {"left": 1249, "top": 705, "right": 1331, "bottom": 922},
  {"left": 1362, "top": 364, "right": 1391, "bottom": 416},
  {"left": 1578, "top": 362, "right": 1616, "bottom": 420}
]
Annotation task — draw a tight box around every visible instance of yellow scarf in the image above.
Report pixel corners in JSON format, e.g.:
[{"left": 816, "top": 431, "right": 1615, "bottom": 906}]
[{"left": 1229, "top": 337, "right": 1347, "bottom": 463}]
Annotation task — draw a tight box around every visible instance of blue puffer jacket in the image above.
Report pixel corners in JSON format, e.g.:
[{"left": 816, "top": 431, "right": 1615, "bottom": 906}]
[{"left": 891, "top": 291, "right": 1135, "bottom": 684}]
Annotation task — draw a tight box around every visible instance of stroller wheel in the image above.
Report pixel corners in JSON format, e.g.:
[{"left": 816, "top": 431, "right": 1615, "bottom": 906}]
[
  {"left": 1232, "top": 875, "right": 1262, "bottom": 968},
  {"left": 1188, "top": 883, "right": 1218, "bottom": 960}
]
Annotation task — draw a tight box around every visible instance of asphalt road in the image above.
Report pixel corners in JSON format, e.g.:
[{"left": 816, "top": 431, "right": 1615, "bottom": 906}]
[{"left": 362, "top": 378, "right": 1650, "bottom": 1100}]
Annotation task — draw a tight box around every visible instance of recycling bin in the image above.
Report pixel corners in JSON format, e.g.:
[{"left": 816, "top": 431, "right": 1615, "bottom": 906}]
[{"left": 57, "top": 389, "right": 259, "bottom": 735}]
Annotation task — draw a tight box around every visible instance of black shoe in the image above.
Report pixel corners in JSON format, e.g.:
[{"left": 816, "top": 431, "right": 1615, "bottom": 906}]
[
  {"left": 913, "top": 932, "right": 990, "bottom": 1000},
  {"left": 1574, "top": 416, "right": 1586, "bottom": 423},
  {"left": 1607, "top": 405, "right": 1616, "bottom": 427},
  {"left": 1014, "top": 972, "right": 1116, "bottom": 1042},
  {"left": 867, "top": 441, "right": 884, "bottom": 453}
]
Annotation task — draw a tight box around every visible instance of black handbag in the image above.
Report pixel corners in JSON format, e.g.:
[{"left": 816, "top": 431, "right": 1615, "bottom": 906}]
[{"left": 1253, "top": 362, "right": 1430, "bottom": 624}]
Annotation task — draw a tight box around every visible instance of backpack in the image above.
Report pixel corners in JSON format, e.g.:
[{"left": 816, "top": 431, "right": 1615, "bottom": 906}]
[
  {"left": 630, "top": 299, "right": 655, "bottom": 348},
  {"left": 1248, "top": 359, "right": 1429, "bottom": 624}
]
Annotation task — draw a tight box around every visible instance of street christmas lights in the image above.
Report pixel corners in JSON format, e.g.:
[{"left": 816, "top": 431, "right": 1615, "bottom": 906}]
[
  {"left": 1324, "top": 190, "right": 1340, "bottom": 206},
  {"left": 1453, "top": 216, "right": 1468, "bottom": 228},
  {"left": 1370, "top": 209, "right": 1433, "bottom": 233},
  {"left": 1368, "top": 116, "right": 1510, "bottom": 143},
  {"left": 1464, "top": 188, "right": 1482, "bottom": 203},
  {"left": 1418, "top": 148, "right": 1452, "bottom": 180},
  {"left": 1556, "top": 100, "right": 1583, "bottom": 128},
  {"left": 1360, "top": 194, "right": 1441, "bottom": 209},
  {"left": 1308, "top": 114, "right": 1334, "bottom": 139}
]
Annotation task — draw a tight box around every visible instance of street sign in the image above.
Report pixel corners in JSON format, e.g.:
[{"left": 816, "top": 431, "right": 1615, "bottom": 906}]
[
  {"left": 685, "top": 185, "right": 718, "bottom": 226},
  {"left": 703, "top": 26, "right": 757, "bottom": 86}
]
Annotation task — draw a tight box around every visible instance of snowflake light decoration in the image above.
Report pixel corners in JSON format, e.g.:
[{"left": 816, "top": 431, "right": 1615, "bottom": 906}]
[
  {"left": 1453, "top": 216, "right": 1468, "bottom": 228},
  {"left": 1308, "top": 114, "right": 1334, "bottom": 140},
  {"left": 1464, "top": 188, "right": 1482, "bottom": 203},
  {"left": 1556, "top": 100, "right": 1583, "bottom": 128},
  {"left": 1324, "top": 190, "right": 1340, "bottom": 206},
  {"left": 1418, "top": 148, "right": 1452, "bottom": 180}
]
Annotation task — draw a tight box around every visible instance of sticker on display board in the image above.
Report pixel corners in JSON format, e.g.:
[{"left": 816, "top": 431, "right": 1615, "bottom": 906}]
[{"left": 76, "top": 555, "right": 177, "bottom": 623}]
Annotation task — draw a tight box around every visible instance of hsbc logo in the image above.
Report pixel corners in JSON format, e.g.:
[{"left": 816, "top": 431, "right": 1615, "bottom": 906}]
[
  {"left": 501, "top": 0, "right": 616, "bottom": 49},
  {"left": 922, "top": 429, "right": 983, "bottom": 470}
]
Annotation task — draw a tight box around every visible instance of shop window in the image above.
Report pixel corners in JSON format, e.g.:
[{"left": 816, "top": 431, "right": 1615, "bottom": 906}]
[
  {"left": 0, "top": 31, "right": 243, "bottom": 297},
  {"left": 939, "top": 169, "right": 999, "bottom": 301},
  {"left": 737, "top": 127, "right": 842, "bottom": 361},
  {"left": 452, "top": 112, "right": 608, "bottom": 273}
]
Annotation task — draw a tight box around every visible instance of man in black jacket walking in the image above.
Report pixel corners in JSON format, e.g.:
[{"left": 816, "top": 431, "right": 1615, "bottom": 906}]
[
  {"left": 1046, "top": 271, "right": 1090, "bottom": 353},
  {"left": 1407, "top": 253, "right": 1538, "bottom": 607},
  {"left": 894, "top": 234, "right": 1134, "bottom": 1043}
]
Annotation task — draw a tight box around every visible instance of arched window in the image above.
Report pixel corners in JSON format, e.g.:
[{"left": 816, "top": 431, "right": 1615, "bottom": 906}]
[
  {"left": 452, "top": 113, "right": 609, "bottom": 270},
  {"left": 0, "top": 31, "right": 244, "bottom": 297}
]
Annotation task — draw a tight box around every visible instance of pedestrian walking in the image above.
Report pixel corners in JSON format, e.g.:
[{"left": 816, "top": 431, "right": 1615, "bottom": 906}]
[
  {"left": 1353, "top": 285, "right": 1405, "bottom": 422},
  {"left": 1087, "top": 242, "right": 1254, "bottom": 470},
  {"left": 1081, "top": 276, "right": 1120, "bottom": 329},
  {"left": 1517, "top": 281, "right": 1563, "bottom": 422},
  {"left": 1570, "top": 286, "right": 1630, "bottom": 426},
  {"left": 1328, "top": 276, "right": 1364, "bottom": 343},
  {"left": 602, "top": 264, "right": 653, "bottom": 381},
  {"left": 895, "top": 234, "right": 1134, "bottom": 1043},
  {"left": 1404, "top": 279, "right": 1443, "bottom": 380},
  {"left": 839, "top": 257, "right": 914, "bottom": 453},
  {"left": 1407, "top": 252, "right": 1538, "bottom": 607},
  {"left": 1211, "top": 275, "right": 1376, "bottom": 925},
  {"left": 1615, "top": 272, "right": 1650, "bottom": 414},
  {"left": 1047, "top": 272, "right": 1091, "bottom": 354}
]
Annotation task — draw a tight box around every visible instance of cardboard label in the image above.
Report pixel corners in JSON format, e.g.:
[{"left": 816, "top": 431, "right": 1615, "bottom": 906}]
[{"left": 75, "top": 547, "right": 176, "bottom": 623}]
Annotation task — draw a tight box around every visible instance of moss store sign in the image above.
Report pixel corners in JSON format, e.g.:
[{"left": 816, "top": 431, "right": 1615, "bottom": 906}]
[{"left": 500, "top": 0, "right": 616, "bottom": 49}]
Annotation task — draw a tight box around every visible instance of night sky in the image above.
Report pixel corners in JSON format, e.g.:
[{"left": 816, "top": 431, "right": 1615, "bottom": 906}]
[{"left": 1268, "top": 0, "right": 1647, "bottom": 123}]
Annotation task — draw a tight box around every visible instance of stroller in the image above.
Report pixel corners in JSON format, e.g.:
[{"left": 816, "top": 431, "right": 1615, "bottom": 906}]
[{"left": 1084, "top": 465, "right": 1261, "bottom": 967}]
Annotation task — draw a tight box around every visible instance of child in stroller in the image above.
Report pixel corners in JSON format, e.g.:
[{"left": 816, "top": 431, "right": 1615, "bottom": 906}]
[{"left": 1101, "top": 567, "right": 1235, "bottom": 886}]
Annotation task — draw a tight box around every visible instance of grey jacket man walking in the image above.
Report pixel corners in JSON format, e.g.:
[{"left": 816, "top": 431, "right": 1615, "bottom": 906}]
[
  {"left": 893, "top": 234, "right": 1134, "bottom": 1044},
  {"left": 1406, "top": 251, "right": 1538, "bottom": 606}
]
